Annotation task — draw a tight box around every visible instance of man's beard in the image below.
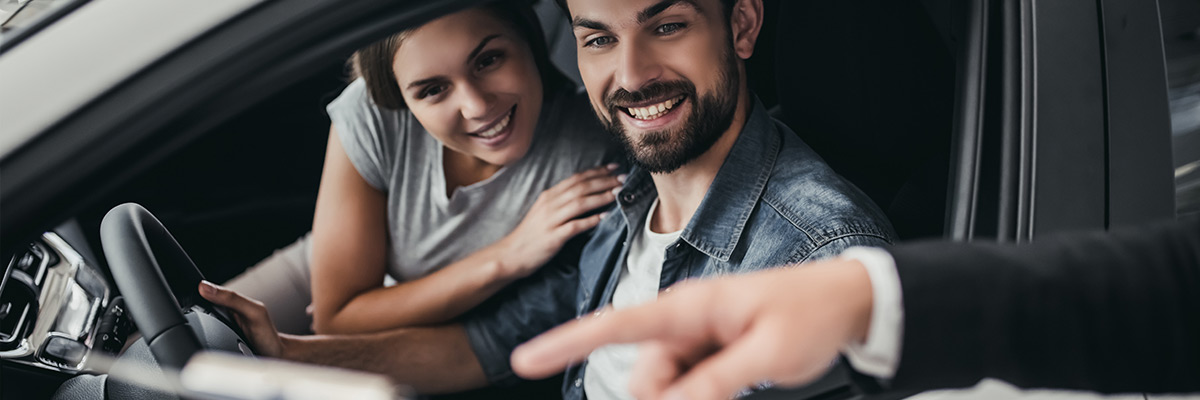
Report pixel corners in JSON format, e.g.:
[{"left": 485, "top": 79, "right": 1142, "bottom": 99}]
[{"left": 599, "top": 49, "right": 741, "bottom": 174}]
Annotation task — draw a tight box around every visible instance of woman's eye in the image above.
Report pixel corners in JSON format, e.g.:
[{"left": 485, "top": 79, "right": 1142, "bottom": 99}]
[
  {"left": 656, "top": 23, "right": 685, "bottom": 34},
  {"left": 419, "top": 84, "right": 447, "bottom": 99},
  {"left": 476, "top": 52, "right": 504, "bottom": 71},
  {"left": 584, "top": 36, "right": 615, "bottom": 48}
]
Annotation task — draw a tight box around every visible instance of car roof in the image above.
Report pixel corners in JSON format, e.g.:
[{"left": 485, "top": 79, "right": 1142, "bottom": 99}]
[{"left": 0, "top": 0, "right": 262, "bottom": 159}]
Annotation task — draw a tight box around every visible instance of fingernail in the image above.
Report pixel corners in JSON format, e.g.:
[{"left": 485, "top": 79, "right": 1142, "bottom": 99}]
[
  {"left": 616, "top": 174, "right": 627, "bottom": 183},
  {"left": 610, "top": 187, "right": 622, "bottom": 196},
  {"left": 606, "top": 163, "right": 619, "bottom": 171},
  {"left": 199, "top": 280, "right": 216, "bottom": 295}
]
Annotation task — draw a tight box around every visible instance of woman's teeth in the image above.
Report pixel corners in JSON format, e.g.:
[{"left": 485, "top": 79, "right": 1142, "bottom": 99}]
[
  {"left": 625, "top": 96, "right": 683, "bottom": 120},
  {"left": 477, "top": 113, "right": 511, "bottom": 139}
]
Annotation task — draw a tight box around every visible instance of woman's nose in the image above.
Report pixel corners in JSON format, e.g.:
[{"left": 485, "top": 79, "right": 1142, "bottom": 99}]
[{"left": 458, "top": 82, "right": 495, "bottom": 120}]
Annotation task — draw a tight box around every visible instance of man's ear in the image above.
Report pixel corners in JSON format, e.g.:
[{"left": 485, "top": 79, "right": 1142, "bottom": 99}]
[{"left": 729, "top": 0, "right": 764, "bottom": 60}]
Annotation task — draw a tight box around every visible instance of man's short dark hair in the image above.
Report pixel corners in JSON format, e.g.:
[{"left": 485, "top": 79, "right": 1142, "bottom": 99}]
[{"left": 551, "top": 0, "right": 738, "bottom": 22}]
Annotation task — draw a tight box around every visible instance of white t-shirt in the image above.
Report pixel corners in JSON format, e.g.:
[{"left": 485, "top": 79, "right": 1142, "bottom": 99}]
[
  {"left": 585, "top": 200, "right": 682, "bottom": 400},
  {"left": 327, "top": 79, "right": 617, "bottom": 282}
]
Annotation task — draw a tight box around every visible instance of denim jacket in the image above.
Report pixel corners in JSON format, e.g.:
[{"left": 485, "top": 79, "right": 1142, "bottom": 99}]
[{"left": 463, "top": 98, "right": 895, "bottom": 399}]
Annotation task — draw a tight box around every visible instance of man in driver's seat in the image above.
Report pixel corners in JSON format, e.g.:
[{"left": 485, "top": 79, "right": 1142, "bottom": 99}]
[{"left": 201, "top": 0, "right": 894, "bottom": 398}]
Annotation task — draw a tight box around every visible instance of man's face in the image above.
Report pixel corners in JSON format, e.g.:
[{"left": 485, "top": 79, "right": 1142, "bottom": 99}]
[{"left": 568, "top": 0, "right": 742, "bottom": 174}]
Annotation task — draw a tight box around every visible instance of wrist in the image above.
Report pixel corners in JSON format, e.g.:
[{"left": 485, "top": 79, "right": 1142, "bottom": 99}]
[
  {"left": 276, "top": 333, "right": 300, "bottom": 360},
  {"left": 835, "top": 247, "right": 904, "bottom": 379},
  {"left": 841, "top": 260, "right": 874, "bottom": 344},
  {"left": 489, "top": 238, "right": 528, "bottom": 279}
]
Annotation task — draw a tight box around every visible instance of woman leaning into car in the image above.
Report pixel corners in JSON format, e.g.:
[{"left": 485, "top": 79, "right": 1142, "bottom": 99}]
[{"left": 224, "top": 1, "right": 622, "bottom": 335}]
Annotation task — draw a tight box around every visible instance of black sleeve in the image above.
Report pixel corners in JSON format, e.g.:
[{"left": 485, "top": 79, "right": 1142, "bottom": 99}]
[{"left": 886, "top": 216, "right": 1200, "bottom": 394}]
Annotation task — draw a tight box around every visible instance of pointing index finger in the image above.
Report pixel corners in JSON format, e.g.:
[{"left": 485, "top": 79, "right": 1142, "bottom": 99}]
[{"left": 510, "top": 290, "right": 697, "bottom": 379}]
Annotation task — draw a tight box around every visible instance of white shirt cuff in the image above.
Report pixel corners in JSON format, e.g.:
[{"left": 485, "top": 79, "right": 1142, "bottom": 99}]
[{"left": 838, "top": 246, "right": 904, "bottom": 379}]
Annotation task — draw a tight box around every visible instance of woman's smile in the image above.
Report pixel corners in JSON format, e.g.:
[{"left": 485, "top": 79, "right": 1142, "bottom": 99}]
[{"left": 468, "top": 105, "right": 517, "bottom": 147}]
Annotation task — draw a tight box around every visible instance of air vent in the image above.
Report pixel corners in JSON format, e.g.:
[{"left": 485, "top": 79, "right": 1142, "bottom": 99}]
[{"left": 10, "top": 241, "right": 55, "bottom": 285}]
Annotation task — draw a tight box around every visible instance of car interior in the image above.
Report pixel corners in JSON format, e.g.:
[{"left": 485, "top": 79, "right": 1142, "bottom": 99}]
[
  {"left": 72, "top": 0, "right": 957, "bottom": 284},
  {"left": 5, "top": 0, "right": 961, "bottom": 398},
  {"left": 12, "top": 0, "right": 1196, "bottom": 398}
]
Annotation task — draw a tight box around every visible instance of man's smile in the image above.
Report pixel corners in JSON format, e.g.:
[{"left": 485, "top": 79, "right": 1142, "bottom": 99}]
[{"left": 620, "top": 95, "right": 687, "bottom": 120}]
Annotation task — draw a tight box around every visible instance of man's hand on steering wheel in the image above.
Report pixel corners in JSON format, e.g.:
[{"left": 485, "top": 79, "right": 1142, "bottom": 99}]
[{"left": 198, "top": 281, "right": 285, "bottom": 358}]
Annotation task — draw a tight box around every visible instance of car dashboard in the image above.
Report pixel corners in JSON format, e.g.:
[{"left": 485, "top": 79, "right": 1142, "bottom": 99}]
[{"left": 0, "top": 230, "right": 133, "bottom": 375}]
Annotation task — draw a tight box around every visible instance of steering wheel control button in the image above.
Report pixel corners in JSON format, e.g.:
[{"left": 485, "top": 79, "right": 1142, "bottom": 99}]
[
  {"left": 97, "top": 298, "right": 133, "bottom": 353},
  {"left": 41, "top": 336, "right": 87, "bottom": 367}
]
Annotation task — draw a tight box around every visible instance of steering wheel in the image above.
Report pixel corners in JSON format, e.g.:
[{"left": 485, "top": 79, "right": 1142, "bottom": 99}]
[{"left": 99, "top": 203, "right": 252, "bottom": 371}]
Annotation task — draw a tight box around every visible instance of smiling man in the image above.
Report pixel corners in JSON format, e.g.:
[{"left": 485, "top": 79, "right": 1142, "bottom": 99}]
[
  {"left": 510, "top": 0, "right": 896, "bottom": 398},
  {"left": 201, "top": 0, "right": 894, "bottom": 398}
]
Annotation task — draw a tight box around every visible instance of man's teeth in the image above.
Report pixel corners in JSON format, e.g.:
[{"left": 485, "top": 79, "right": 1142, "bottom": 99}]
[
  {"left": 478, "top": 113, "right": 511, "bottom": 138},
  {"left": 626, "top": 96, "right": 682, "bottom": 120}
]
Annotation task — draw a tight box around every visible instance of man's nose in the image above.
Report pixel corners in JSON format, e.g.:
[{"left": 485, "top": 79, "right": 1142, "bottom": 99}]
[
  {"left": 614, "top": 40, "right": 664, "bottom": 94},
  {"left": 459, "top": 81, "right": 495, "bottom": 120}
]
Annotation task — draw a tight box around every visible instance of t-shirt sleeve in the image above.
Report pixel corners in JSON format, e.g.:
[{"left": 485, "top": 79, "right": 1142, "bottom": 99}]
[
  {"left": 325, "top": 78, "right": 406, "bottom": 191},
  {"left": 460, "top": 235, "right": 586, "bottom": 386}
]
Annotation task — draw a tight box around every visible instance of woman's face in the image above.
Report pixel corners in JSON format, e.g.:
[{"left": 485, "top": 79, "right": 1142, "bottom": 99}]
[{"left": 392, "top": 8, "right": 543, "bottom": 167}]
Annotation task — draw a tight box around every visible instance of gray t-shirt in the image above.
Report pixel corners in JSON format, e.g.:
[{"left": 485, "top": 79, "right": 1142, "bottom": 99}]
[{"left": 326, "top": 79, "right": 618, "bottom": 282}]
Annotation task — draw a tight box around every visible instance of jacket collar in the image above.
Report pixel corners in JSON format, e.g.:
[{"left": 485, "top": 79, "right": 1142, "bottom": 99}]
[{"left": 617, "top": 97, "right": 780, "bottom": 262}]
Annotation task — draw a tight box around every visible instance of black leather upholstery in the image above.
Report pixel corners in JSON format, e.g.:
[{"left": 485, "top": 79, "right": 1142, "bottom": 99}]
[
  {"left": 54, "top": 374, "right": 107, "bottom": 400},
  {"left": 104, "top": 338, "right": 176, "bottom": 400}
]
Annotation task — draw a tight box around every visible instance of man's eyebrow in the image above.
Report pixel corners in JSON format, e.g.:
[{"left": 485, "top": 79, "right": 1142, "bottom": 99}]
[
  {"left": 638, "top": 0, "right": 700, "bottom": 24},
  {"left": 572, "top": 0, "right": 700, "bottom": 31},
  {"left": 572, "top": 17, "right": 609, "bottom": 31}
]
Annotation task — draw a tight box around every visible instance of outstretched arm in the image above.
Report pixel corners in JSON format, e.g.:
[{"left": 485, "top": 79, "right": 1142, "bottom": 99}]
[
  {"left": 513, "top": 217, "right": 1200, "bottom": 398},
  {"left": 511, "top": 259, "right": 874, "bottom": 400},
  {"left": 200, "top": 281, "right": 488, "bottom": 394},
  {"left": 889, "top": 217, "right": 1200, "bottom": 393}
]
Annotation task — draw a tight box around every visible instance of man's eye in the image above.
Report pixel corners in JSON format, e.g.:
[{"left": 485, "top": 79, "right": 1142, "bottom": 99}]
[
  {"left": 584, "top": 36, "right": 615, "bottom": 48},
  {"left": 419, "top": 84, "right": 447, "bottom": 99},
  {"left": 656, "top": 23, "right": 685, "bottom": 34}
]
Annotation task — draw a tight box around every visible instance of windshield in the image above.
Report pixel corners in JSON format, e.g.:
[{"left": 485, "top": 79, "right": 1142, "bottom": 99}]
[{"left": 0, "top": 0, "right": 88, "bottom": 50}]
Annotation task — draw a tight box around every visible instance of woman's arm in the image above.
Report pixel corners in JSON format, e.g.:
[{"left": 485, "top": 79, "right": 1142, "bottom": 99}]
[
  {"left": 309, "top": 126, "right": 391, "bottom": 334},
  {"left": 311, "top": 126, "right": 621, "bottom": 335}
]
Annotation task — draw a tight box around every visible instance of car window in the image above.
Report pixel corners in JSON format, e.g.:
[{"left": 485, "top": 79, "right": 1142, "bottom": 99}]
[
  {"left": 0, "top": 0, "right": 86, "bottom": 49},
  {"left": 1161, "top": 0, "right": 1200, "bottom": 216}
]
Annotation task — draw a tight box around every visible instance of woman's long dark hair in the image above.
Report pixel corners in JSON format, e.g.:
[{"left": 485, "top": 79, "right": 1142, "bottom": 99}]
[{"left": 351, "top": 0, "right": 569, "bottom": 110}]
